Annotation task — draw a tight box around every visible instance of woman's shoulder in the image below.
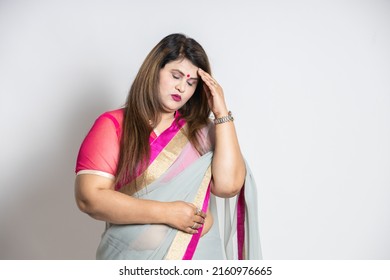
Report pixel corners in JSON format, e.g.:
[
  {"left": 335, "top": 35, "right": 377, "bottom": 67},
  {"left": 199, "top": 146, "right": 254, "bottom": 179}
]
[
  {"left": 98, "top": 108, "right": 124, "bottom": 125},
  {"left": 101, "top": 108, "right": 124, "bottom": 120},
  {"left": 91, "top": 108, "right": 125, "bottom": 137}
]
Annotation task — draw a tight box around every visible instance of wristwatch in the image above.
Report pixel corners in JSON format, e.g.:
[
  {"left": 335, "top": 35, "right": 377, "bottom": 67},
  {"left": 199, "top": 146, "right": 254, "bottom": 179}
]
[{"left": 214, "top": 111, "right": 234, "bottom": 125}]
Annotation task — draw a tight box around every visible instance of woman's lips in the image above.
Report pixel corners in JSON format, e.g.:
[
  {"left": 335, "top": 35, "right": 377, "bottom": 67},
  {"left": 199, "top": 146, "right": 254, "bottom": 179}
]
[{"left": 171, "top": 94, "right": 182, "bottom": 102}]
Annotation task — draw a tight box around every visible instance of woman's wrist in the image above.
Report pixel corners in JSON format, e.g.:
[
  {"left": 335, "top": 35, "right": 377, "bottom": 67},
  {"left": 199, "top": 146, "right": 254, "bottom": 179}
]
[
  {"left": 214, "top": 111, "right": 234, "bottom": 125},
  {"left": 213, "top": 110, "right": 229, "bottom": 119},
  {"left": 148, "top": 200, "right": 168, "bottom": 224}
]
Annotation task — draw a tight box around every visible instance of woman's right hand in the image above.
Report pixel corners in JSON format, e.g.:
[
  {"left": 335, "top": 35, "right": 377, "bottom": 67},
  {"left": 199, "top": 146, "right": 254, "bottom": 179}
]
[{"left": 164, "top": 201, "right": 207, "bottom": 234}]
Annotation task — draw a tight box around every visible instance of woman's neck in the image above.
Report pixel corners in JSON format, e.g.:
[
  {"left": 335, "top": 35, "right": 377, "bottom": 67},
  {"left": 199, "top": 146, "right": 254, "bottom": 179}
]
[
  {"left": 154, "top": 112, "right": 176, "bottom": 135},
  {"left": 160, "top": 112, "right": 175, "bottom": 122}
]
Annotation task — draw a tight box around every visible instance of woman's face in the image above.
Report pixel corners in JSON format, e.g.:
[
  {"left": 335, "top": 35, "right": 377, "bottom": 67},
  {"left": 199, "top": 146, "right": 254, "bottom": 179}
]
[{"left": 158, "top": 58, "right": 199, "bottom": 114}]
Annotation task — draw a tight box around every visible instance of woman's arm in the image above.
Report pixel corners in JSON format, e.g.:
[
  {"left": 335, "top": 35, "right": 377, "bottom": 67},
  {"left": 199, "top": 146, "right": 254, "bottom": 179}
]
[
  {"left": 211, "top": 116, "right": 246, "bottom": 197},
  {"left": 198, "top": 69, "right": 246, "bottom": 198},
  {"left": 74, "top": 174, "right": 206, "bottom": 233}
]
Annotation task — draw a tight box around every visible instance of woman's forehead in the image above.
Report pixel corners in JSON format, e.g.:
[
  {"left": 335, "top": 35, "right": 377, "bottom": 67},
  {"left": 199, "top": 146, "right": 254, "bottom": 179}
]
[{"left": 165, "top": 58, "right": 198, "bottom": 74}]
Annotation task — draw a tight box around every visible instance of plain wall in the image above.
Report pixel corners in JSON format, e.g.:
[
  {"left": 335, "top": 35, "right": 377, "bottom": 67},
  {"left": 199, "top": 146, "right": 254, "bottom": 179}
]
[{"left": 0, "top": 0, "right": 389, "bottom": 259}]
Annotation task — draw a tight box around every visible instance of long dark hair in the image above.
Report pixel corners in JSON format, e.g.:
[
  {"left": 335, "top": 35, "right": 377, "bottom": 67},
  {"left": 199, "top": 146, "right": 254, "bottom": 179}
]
[{"left": 115, "top": 33, "right": 212, "bottom": 190}]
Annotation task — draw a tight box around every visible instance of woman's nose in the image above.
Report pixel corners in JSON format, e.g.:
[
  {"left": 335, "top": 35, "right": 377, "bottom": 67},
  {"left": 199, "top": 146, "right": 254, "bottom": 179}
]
[{"left": 175, "top": 81, "right": 185, "bottom": 93}]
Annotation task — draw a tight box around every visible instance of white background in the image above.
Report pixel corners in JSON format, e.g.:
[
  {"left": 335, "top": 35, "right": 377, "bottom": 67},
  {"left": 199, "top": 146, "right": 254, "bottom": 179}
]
[{"left": 0, "top": 0, "right": 389, "bottom": 259}]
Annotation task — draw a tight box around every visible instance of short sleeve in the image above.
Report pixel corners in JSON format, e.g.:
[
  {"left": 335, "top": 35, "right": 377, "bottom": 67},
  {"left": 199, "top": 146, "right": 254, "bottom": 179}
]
[{"left": 75, "top": 112, "right": 122, "bottom": 179}]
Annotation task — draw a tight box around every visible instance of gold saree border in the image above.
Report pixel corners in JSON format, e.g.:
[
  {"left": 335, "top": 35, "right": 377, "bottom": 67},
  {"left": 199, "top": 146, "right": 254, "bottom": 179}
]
[
  {"left": 164, "top": 165, "right": 212, "bottom": 260},
  {"left": 119, "top": 125, "right": 189, "bottom": 196}
]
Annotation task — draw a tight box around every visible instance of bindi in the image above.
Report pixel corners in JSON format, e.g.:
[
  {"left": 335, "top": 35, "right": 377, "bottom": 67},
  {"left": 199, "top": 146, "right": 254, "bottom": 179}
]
[{"left": 186, "top": 74, "right": 190, "bottom": 78}]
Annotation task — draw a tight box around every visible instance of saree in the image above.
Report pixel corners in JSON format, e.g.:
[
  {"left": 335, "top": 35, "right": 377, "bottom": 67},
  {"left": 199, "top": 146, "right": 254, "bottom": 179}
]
[
  {"left": 77, "top": 109, "right": 262, "bottom": 259},
  {"left": 95, "top": 120, "right": 260, "bottom": 260}
]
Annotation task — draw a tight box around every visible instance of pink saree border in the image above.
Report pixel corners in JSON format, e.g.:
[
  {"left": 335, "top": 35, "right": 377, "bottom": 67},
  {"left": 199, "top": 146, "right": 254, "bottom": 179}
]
[
  {"left": 182, "top": 184, "right": 212, "bottom": 260},
  {"left": 237, "top": 185, "right": 246, "bottom": 260},
  {"left": 148, "top": 115, "right": 186, "bottom": 165}
]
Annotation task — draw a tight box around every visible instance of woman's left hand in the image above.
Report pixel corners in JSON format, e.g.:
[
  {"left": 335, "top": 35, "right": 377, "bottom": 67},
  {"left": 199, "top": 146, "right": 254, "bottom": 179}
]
[{"left": 198, "top": 68, "right": 229, "bottom": 118}]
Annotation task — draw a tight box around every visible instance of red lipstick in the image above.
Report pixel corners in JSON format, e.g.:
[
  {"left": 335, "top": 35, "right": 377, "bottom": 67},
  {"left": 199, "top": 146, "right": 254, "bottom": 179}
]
[{"left": 171, "top": 94, "right": 182, "bottom": 102}]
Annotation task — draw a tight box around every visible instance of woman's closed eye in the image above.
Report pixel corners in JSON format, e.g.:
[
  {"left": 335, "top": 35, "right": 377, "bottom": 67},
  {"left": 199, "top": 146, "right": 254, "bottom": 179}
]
[{"left": 172, "top": 73, "right": 181, "bottom": 79}]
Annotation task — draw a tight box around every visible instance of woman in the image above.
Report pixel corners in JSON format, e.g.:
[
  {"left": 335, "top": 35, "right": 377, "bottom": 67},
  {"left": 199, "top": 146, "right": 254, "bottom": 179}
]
[{"left": 75, "top": 33, "right": 261, "bottom": 259}]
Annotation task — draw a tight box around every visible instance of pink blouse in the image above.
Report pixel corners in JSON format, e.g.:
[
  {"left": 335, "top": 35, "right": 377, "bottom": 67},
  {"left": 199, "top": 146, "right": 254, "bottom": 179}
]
[{"left": 75, "top": 109, "right": 125, "bottom": 179}]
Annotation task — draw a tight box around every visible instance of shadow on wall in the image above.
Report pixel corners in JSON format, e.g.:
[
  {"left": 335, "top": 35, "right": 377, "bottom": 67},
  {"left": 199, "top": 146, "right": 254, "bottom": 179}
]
[{"left": 0, "top": 86, "right": 118, "bottom": 259}]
